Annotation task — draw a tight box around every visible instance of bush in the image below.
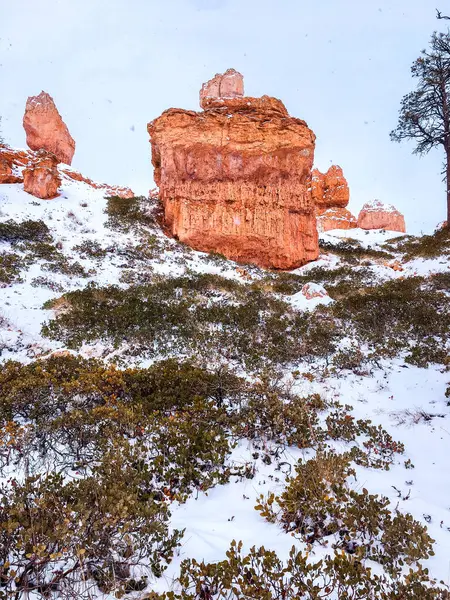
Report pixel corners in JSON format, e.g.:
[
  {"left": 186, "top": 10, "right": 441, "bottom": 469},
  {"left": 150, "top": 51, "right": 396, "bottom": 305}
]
[
  {"left": 156, "top": 540, "right": 447, "bottom": 599},
  {"left": 0, "top": 220, "right": 52, "bottom": 244},
  {"left": 105, "top": 195, "right": 159, "bottom": 232},
  {"left": 0, "top": 448, "right": 182, "bottom": 599},
  {"left": 256, "top": 452, "right": 434, "bottom": 575}
]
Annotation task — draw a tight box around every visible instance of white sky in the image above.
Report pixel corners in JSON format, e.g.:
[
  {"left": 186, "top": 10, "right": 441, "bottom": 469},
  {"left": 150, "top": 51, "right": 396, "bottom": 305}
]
[{"left": 0, "top": 0, "right": 448, "bottom": 233}]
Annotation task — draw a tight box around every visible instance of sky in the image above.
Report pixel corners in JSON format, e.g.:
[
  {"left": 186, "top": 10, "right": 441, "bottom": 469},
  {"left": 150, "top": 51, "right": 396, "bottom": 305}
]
[{"left": 0, "top": 0, "right": 448, "bottom": 233}]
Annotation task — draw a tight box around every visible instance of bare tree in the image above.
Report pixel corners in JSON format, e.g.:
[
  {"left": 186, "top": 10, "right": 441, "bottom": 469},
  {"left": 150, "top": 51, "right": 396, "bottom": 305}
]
[{"left": 390, "top": 31, "right": 450, "bottom": 225}]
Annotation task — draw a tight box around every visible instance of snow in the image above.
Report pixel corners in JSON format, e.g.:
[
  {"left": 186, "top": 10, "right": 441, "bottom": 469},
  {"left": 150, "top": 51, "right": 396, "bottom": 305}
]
[{"left": 1, "top": 177, "right": 450, "bottom": 593}]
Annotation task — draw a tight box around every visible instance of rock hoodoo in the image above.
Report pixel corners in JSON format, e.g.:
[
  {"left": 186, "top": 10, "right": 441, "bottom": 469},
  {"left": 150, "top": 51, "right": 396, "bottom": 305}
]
[
  {"left": 23, "top": 91, "right": 75, "bottom": 165},
  {"left": 317, "top": 207, "right": 357, "bottom": 233},
  {"left": 357, "top": 199, "right": 406, "bottom": 233},
  {"left": 311, "top": 165, "right": 357, "bottom": 232},
  {"left": 199, "top": 68, "right": 244, "bottom": 109},
  {"left": 148, "top": 70, "right": 319, "bottom": 270},
  {"left": 23, "top": 151, "right": 61, "bottom": 199}
]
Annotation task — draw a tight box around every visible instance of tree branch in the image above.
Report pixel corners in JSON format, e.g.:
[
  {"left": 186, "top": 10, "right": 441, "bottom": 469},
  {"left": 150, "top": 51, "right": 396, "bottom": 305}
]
[{"left": 436, "top": 8, "right": 450, "bottom": 20}]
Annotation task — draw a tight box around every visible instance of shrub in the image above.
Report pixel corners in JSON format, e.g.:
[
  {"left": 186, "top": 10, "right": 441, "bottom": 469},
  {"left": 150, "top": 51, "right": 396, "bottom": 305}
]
[
  {"left": 256, "top": 452, "right": 434, "bottom": 575},
  {"left": 105, "top": 195, "right": 159, "bottom": 232},
  {"left": 0, "top": 219, "right": 52, "bottom": 244},
  {"left": 0, "top": 252, "right": 23, "bottom": 284},
  {"left": 0, "top": 447, "right": 182, "bottom": 599},
  {"left": 157, "top": 540, "right": 446, "bottom": 599}
]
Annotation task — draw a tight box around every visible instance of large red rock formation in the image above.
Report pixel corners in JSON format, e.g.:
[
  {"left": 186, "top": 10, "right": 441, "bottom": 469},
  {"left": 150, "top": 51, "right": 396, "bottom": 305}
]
[
  {"left": 200, "top": 68, "right": 244, "bottom": 109},
  {"left": 23, "top": 91, "right": 75, "bottom": 165},
  {"left": 317, "top": 207, "right": 357, "bottom": 233},
  {"left": 357, "top": 199, "right": 406, "bottom": 232},
  {"left": 311, "top": 165, "right": 350, "bottom": 211},
  {"left": 148, "top": 84, "right": 318, "bottom": 270},
  {"left": 23, "top": 151, "right": 61, "bottom": 199}
]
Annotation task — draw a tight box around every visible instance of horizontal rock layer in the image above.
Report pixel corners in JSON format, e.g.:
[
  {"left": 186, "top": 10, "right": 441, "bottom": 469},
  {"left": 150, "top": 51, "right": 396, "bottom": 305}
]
[{"left": 149, "top": 96, "right": 318, "bottom": 269}]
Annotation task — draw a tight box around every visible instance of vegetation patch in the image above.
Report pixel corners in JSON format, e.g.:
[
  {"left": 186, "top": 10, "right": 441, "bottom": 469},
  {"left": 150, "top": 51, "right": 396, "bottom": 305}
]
[{"left": 105, "top": 195, "right": 161, "bottom": 232}]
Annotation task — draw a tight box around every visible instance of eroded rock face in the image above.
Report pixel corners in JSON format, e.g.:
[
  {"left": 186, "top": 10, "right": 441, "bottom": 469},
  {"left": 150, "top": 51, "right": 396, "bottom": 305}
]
[
  {"left": 0, "top": 145, "right": 30, "bottom": 183},
  {"left": 23, "top": 151, "right": 61, "bottom": 199},
  {"left": 148, "top": 93, "right": 318, "bottom": 269},
  {"left": 311, "top": 165, "right": 349, "bottom": 212},
  {"left": 317, "top": 207, "right": 357, "bottom": 232},
  {"left": 23, "top": 91, "right": 75, "bottom": 165},
  {"left": 357, "top": 199, "right": 406, "bottom": 232},
  {"left": 200, "top": 68, "right": 244, "bottom": 109}
]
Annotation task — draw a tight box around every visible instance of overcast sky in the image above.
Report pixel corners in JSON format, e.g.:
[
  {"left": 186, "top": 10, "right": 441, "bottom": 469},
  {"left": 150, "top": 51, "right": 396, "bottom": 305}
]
[{"left": 0, "top": 0, "right": 448, "bottom": 232}]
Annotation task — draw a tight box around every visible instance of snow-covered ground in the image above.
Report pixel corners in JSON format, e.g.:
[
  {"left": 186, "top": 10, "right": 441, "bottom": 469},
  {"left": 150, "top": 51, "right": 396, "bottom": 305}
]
[{"left": 1, "top": 176, "right": 450, "bottom": 593}]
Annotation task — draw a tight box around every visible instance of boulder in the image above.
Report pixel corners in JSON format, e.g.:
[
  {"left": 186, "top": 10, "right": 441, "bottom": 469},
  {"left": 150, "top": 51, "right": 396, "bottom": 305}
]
[
  {"left": 148, "top": 78, "right": 318, "bottom": 270},
  {"left": 200, "top": 68, "right": 244, "bottom": 109},
  {"left": 311, "top": 165, "right": 349, "bottom": 212},
  {"left": 317, "top": 207, "right": 357, "bottom": 232},
  {"left": 23, "top": 151, "right": 61, "bottom": 199},
  {"left": 357, "top": 199, "right": 406, "bottom": 232},
  {"left": 23, "top": 91, "right": 75, "bottom": 165}
]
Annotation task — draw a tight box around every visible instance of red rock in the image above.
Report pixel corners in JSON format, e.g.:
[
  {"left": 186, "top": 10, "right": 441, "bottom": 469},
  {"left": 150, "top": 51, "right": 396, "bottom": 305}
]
[
  {"left": 0, "top": 145, "right": 30, "bottom": 183},
  {"left": 60, "top": 168, "right": 134, "bottom": 198},
  {"left": 357, "top": 200, "right": 406, "bottom": 232},
  {"left": 302, "top": 282, "right": 328, "bottom": 300},
  {"left": 148, "top": 91, "right": 318, "bottom": 270},
  {"left": 23, "top": 151, "right": 61, "bottom": 199},
  {"left": 311, "top": 165, "right": 349, "bottom": 212},
  {"left": 317, "top": 207, "right": 357, "bottom": 232},
  {"left": 200, "top": 68, "right": 244, "bottom": 109},
  {"left": 23, "top": 91, "right": 75, "bottom": 165}
]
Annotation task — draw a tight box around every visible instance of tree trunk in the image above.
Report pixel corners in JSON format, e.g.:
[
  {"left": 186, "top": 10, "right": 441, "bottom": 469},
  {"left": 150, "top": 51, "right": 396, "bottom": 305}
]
[{"left": 447, "top": 149, "right": 450, "bottom": 226}]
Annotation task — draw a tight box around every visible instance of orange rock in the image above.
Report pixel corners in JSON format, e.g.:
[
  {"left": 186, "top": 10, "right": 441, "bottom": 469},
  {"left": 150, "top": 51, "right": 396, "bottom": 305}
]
[
  {"left": 23, "top": 91, "right": 75, "bottom": 165},
  {"left": 148, "top": 89, "right": 318, "bottom": 270},
  {"left": 311, "top": 165, "right": 349, "bottom": 212},
  {"left": 200, "top": 68, "right": 244, "bottom": 109},
  {"left": 23, "top": 151, "right": 61, "bottom": 199},
  {"left": 0, "top": 145, "right": 30, "bottom": 183},
  {"left": 357, "top": 200, "right": 406, "bottom": 232},
  {"left": 384, "top": 260, "right": 403, "bottom": 272},
  {"left": 317, "top": 207, "right": 357, "bottom": 232},
  {"left": 60, "top": 168, "right": 134, "bottom": 198}
]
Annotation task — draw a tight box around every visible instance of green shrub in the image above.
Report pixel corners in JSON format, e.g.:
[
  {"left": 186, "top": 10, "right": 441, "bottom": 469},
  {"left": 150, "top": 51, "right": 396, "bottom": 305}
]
[
  {"left": 0, "top": 219, "right": 52, "bottom": 244},
  {"left": 0, "top": 252, "right": 23, "bottom": 284},
  {"left": 158, "top": 540, "right": 446, "bottom": 599},
  {"left": 105, "top": 195, "right": 159, "bottom": 232},
  {"left": 0, "top": 448, "right": 182, "bottom": 599}
]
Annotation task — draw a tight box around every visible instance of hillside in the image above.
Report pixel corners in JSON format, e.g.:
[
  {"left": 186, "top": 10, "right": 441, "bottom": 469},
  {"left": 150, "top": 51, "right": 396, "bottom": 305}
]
[{"left": 0, "top": 171, "right": 449, "bottom": 598}]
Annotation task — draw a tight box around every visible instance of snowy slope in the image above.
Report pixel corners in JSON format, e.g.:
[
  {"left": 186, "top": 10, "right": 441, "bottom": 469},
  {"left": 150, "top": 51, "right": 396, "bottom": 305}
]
[{"left": 1, "top": 177, "right": 450, "bottom": 595}]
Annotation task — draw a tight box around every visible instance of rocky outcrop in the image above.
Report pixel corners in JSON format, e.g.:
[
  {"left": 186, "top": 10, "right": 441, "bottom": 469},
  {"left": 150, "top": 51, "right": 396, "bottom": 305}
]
[
  {"left": 200, "top": 68, "right": 244, "bottom": 109},
  {"left": 23, "top": 151, "right": 61, "bottom": 199},
  {"left": 311, "top": 165, "right": 349, "bottom": 212},
  {"left": 148, "top": 84, "right": 318, "bottom": 269},
  {"left": 317, "top": 207, "right": 357, "bottom": 232},
  {"left": 23, "top": 91, "right": 75, "bottom": 165},
  {"left": 0, "top": 145, "right": 29, "bottom": 183},
  {"left": 357, "top": 199, "right": 406, "bottom": 232},
  {"left": 60, "top": 168, "right": 134, "bottom": 198}
]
